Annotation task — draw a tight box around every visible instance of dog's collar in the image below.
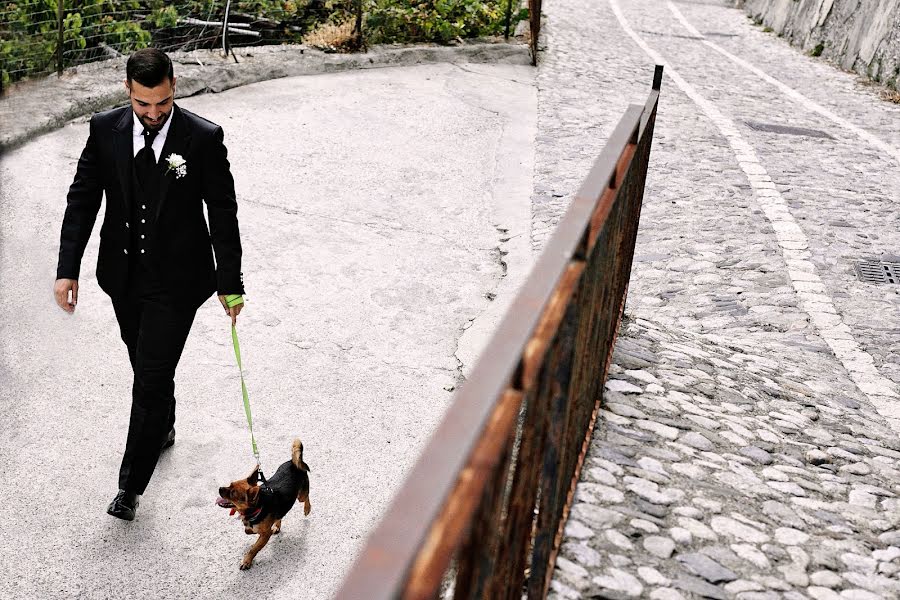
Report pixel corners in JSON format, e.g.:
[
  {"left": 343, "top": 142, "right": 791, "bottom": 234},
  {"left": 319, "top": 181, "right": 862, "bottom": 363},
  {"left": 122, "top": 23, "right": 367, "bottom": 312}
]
[{"left": 243, "top": 506, "right": 266, "bottom": 526}]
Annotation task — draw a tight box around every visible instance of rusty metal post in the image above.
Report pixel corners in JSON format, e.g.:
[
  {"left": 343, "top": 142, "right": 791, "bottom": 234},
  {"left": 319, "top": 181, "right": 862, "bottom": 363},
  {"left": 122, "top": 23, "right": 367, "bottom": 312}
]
[
  {"left": 504, "top": 0, "right": 514, "bottom": 40},
  {"left": 56, "top": 0, "right": 64, "bottom": 76},
  {"left": 355, "top": 0, "right": 364, "bottom": 47},
  {"left": 529, "top": 0, "right": 541, "bottom": 65}
]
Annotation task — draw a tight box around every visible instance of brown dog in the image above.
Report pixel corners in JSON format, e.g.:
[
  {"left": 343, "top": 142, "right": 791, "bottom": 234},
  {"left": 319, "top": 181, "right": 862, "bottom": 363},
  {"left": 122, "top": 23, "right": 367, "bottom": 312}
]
[{"left": 217, "top": 439, "right": 311, "bottom": 569}]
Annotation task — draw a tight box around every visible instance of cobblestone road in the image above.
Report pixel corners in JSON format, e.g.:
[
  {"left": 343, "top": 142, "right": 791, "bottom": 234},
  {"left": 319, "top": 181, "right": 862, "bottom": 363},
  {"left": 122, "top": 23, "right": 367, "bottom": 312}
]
[{"left": 539, "top": 0, "right": 900, "bottom": 598}]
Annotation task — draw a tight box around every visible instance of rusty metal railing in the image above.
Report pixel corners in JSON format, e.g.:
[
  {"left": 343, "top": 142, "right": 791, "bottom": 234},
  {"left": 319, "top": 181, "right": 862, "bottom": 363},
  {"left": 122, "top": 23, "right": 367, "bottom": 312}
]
[{"left": 335, "top": 66, "right": 664, "bottom": 600}]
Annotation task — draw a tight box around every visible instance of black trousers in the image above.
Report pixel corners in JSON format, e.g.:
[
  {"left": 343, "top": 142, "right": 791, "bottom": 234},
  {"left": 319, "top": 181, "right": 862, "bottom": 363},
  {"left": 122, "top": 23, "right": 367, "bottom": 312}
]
[{"left": 111, "top": 266, "right": 197, "bottom": 494}]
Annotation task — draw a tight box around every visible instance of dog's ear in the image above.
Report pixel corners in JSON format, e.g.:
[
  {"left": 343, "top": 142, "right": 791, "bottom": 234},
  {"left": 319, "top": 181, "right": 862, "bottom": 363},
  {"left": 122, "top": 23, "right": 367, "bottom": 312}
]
[
  {"left": 247, "top": 469, "right": 259, "bottom": 485},
  {"left": 247, "top": 486, "right": 261, "bottom": 507}
]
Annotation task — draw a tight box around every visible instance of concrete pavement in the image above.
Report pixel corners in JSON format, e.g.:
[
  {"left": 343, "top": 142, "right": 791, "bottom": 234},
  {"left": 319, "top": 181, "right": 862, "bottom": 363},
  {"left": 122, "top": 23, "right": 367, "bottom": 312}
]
[{"left": 0, "top": 62, "right": 535, "bottom": 598}]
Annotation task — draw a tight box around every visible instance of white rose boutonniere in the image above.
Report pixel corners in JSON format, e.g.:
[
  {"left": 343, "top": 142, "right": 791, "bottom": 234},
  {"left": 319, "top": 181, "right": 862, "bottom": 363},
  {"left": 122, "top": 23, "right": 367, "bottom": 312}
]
[{"left": 166, "top": 153, "right": 187, "bottom": 179}]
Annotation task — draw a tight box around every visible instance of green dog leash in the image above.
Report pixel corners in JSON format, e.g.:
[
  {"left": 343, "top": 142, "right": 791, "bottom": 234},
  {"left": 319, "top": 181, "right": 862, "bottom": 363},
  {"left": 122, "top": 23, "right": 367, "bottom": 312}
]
[{"left": 225, "top": 294, "right": 261, "bottom": 466}]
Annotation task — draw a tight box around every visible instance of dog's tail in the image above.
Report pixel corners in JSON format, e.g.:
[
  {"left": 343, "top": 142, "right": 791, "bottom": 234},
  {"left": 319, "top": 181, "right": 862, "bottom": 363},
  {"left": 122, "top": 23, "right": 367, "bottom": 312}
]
[{"left": 292, "top": 438, "right": 311, "bottom": 473}]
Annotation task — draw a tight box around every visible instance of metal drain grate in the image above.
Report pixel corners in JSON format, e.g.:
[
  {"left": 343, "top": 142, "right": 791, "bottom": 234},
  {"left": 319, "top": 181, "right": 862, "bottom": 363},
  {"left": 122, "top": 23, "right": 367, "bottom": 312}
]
[
  {"left": 637, "top": 29, "right": 702, "bottom": 40},
  {"left": 638, "top": 29, "right": 736, "bottom": 39},
  {"left": 745, "top": 120, "right": 835, "bottom": 140},
  {"left": 855, "top": 260, "right": 900, "bottom": 284}
]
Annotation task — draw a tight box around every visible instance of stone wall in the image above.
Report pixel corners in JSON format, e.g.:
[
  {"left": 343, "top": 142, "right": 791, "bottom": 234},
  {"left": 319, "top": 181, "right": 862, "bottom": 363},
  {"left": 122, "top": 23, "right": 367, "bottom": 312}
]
[{"left": 738, "top": 0, "right": 900, "bottom": 90}]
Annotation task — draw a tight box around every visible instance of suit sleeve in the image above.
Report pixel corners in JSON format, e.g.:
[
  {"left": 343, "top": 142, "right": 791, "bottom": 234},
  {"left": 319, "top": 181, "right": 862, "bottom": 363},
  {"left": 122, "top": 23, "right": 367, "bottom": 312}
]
[
  {"left": 57, "top": 116, "right": 103, "bottom": 280},
  {"left": 201, "top": 126, "right": 244, "bottom": 295}
]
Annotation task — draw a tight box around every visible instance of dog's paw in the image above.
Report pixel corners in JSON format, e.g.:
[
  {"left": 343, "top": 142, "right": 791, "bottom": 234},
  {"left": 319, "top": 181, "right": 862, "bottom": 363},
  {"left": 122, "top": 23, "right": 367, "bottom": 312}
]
[
  {"left": 272, "top": 520, "right": 281, "bottom": 534},
  {"left": 240, "top": 557, "right": 254, "bottom": 570}
]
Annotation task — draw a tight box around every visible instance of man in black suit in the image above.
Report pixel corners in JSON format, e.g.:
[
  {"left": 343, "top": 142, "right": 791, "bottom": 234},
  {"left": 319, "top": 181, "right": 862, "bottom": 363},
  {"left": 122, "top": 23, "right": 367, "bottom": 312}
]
[{"left": 54, "top": 48, "right": 245, "bottom": 521}]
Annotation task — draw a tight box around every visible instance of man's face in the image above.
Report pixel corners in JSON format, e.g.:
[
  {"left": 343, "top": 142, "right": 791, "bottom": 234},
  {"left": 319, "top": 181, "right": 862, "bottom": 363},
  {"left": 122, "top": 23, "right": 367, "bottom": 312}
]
[{"left": 126, "top": 76, "right": 176, "bottom": 131}]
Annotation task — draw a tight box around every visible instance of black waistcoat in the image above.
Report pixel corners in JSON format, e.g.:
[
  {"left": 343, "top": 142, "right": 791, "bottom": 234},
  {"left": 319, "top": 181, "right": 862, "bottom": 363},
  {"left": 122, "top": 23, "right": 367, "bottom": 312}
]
[{"left": 129, "top": 150, "right": 164, "bottom": 295}]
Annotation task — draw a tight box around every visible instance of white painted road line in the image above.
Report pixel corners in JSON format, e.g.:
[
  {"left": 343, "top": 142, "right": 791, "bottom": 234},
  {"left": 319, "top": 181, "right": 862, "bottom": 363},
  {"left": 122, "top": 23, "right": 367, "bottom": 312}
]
[{"left": 666, "top": 0, "right": 900, "bottom": 168}]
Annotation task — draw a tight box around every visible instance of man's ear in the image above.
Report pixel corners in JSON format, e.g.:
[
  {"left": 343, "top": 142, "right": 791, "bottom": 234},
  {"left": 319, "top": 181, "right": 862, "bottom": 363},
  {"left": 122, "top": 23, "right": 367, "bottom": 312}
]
[
  {"left": 124, "top": 80, "right": 130, "bottom": 95},
  {"left": 247, "top": 486, "right": 260, "bottom": 506}
]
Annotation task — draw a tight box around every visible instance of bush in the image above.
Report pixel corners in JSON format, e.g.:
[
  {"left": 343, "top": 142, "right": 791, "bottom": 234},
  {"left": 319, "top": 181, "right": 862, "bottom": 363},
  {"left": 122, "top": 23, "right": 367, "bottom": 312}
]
[
  {"left": 304, "top": 19, "right": 359, "bottom": 52},
  {"left": 79, "top": 1, "right": 152, "bottom": 57},
  {"left": 365, "top": 0, "right": 517, "bottom": 44},
  {"left": 1, "top": 0, "right": 59, "bottom": 88},
  {"left": 1, "top": 0, "right": 151, "bottom": 88}
]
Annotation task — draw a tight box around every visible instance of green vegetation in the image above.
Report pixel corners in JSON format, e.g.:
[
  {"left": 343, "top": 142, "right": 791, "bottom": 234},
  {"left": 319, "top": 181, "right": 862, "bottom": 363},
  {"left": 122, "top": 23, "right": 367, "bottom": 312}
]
[
  {"left": 810, "top": 42, "right": 824, "bottom": 57},
  {"left": 1, "top": 0, "right": 526, "bottom": 89},
  {"left": 365, "top": 0, "right": 527, "bottom": 45},
  {"left": 1, "top": 1, "right": 153, "bottom": 89}
]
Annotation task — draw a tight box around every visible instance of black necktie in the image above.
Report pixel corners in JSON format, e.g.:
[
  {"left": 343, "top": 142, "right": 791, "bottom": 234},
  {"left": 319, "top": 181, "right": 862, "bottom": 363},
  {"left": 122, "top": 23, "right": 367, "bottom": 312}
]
[
  {"left": 136, "top": 128, "right": 159, "bottom": 185},
  {"left": 141, "top": 128, "right": 158, "bottom": 161}
]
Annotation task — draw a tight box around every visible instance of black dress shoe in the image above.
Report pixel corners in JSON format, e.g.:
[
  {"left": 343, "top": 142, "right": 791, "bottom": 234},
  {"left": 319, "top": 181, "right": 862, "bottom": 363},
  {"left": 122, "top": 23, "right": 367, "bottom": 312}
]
[
  {"left": 107, "top": 490, "right": 140, "bottom": 521},
  {"left": 161, "top": 427, "right": 176, "bottom": 451}
]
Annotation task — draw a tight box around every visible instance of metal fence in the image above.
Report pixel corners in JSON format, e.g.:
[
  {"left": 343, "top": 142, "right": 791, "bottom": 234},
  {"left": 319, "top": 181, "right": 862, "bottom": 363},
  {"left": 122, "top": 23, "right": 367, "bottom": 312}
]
[
  {"left": 335, "top": 65, "right": 663, "bottom": 600},
  {"left": 0, "top": 0, "right": 533, "bottom": 93},
  {"left": 0, "top": 1, "right": 330, "bottom": 89}
]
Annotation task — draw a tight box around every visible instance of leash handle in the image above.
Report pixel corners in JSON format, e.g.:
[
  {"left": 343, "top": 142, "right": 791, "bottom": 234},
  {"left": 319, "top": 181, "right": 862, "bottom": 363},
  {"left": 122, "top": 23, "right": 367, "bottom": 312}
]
[{"left": 230, "top": 322, "right": 260, "bottom": 464}]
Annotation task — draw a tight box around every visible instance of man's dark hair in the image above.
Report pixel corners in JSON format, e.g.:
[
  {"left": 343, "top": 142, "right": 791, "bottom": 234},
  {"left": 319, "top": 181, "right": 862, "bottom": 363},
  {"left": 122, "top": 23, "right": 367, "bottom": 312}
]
[{"left": 126, "top": 48, "right": 174, "bottom": 87}]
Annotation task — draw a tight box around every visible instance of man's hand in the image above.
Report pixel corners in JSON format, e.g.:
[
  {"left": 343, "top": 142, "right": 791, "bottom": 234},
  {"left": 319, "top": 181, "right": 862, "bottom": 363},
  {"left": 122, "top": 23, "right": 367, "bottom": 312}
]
[
  {"left": 218, "top": 294, "right": 244, "bottom": 327},
  {"left": 54, "top": 279, "right": 79, "bottom": 313}
]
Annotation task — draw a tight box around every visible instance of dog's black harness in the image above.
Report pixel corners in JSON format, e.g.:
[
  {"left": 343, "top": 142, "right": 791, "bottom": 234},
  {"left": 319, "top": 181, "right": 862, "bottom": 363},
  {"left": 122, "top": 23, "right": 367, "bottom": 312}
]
[
  {"left": 257, "top": 466, "right": 271, "bottom": 490},
  {"left": 243, "top": 467, "right": 273, "bottom": 526}
]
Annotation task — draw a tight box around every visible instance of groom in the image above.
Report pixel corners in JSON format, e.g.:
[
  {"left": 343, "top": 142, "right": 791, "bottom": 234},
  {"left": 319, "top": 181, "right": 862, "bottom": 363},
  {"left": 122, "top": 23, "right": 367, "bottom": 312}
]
[{"left": 54, "top": 48, "right": 245, "bottom": 521}]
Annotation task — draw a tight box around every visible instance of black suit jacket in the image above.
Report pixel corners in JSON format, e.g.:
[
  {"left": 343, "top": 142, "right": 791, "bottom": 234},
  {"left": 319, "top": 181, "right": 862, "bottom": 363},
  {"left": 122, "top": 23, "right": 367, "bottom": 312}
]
[{"left": 57, "top": 104, "right": 244, "bottom": 309}]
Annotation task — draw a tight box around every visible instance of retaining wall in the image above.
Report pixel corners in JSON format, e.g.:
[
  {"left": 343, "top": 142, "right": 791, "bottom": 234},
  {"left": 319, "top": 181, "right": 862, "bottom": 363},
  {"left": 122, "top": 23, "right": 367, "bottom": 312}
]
[{"left": 739, "top": 0, "right": 900, "bottom": 90}]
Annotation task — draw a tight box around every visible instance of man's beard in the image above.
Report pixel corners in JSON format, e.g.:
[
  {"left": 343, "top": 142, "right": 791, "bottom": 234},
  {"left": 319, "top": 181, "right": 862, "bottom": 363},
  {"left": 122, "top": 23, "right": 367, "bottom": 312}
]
[{"left": 141, "top": 111, "right": 170, "bottom": 131}]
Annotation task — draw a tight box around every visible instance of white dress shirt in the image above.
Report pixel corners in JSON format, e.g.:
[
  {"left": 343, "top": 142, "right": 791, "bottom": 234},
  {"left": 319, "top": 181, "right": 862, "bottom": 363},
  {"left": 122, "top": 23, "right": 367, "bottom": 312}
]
[{"left": 132, "top": 110, "right": 173, "bottom": 163}]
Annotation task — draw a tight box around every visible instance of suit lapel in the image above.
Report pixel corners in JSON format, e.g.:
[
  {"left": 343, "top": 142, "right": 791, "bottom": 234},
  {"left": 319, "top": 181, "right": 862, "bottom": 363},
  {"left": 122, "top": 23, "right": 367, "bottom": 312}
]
[
  {"left": 155, "top": 105, "right": 192, "bottom": 221},
  {"left": 112, "top": 108, "right": 134, "bottom": 216}
]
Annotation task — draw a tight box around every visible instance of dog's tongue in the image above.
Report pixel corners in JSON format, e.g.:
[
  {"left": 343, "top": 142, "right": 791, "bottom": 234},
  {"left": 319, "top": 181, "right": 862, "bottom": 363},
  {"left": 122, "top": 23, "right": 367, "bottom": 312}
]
[{"left": 216, "top": 496, "right": 238, "bottom": 516}]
